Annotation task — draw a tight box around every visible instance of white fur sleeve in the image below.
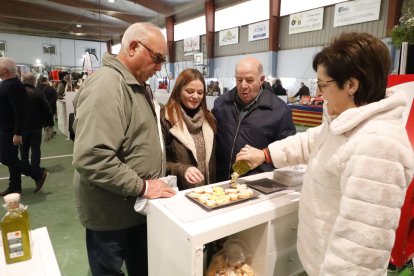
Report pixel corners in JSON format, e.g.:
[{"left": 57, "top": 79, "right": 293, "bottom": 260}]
[
  {"left": 320, "top": 132, "right": 414, "bottom": 275},
  {"left": 267, "top": 124, "right": 324, "bottom": 168}
]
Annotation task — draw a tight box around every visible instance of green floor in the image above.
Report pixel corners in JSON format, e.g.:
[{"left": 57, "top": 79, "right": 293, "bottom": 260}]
[
  {"left": 0, "top": 125, "right": 413, "bottom": 276},
  {"left": 0, "top": 130, "right": 91, "bottom": 276}
]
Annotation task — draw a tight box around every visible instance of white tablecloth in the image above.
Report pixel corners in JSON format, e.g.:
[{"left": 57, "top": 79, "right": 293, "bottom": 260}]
[{"left": 0, "top": 227, "right": 61, "bottom": 276}]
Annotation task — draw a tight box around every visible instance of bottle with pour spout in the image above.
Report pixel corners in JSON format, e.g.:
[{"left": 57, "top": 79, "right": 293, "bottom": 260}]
[
  {"left": 1, "top": 193, "right": 32, "bottom": 264},
  {"left": 230, "top": 160, "right": 252, "bottom": 183}
]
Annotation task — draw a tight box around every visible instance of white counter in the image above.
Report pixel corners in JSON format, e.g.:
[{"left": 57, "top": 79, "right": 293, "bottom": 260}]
[
  {"left": 56, "top": 92, "right": 76, "bottom": 138},
  {"left": 147, "top": 172, "right": 303, "bottom": 276},
  {"left": 0, "top": 227, "right": 61, "bottom": 276}
]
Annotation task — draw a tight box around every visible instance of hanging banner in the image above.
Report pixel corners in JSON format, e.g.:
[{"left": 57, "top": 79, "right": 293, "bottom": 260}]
[
  {"left": 219, "top": 27, "right": 239, "bottom": 46},
  {"left": 183, "top": 36, "right": 200, "bottom": 53},
  {"left": 333, "top": 0, "right": 381, "bottom": 27},
  {"left": 248, "top": 21, "right": 269, "bottom": 41},
  {"left": 289, "top": 8, "right": 324, "bottom": 35}
]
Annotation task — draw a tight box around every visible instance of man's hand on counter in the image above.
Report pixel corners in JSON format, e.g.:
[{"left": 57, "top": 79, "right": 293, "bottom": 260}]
[{"left": 145, "top": 179, "right": 176, "bottom": 199}]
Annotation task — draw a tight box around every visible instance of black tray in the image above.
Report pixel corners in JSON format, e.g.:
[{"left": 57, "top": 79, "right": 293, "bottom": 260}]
[
  {"left": 246, "top": 178, "right": 289, "bottom": 194},
  {"left": 185, "top": 183, "right": 260, "bottom": 210}
]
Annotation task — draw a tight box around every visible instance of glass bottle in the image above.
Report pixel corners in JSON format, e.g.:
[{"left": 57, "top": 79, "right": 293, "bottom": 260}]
[
  {"left": 1, "top": 193, "right": 32, "bottom": 264},
  {"left": 231, "top": 160, "right": 251, "bottom": 182}
]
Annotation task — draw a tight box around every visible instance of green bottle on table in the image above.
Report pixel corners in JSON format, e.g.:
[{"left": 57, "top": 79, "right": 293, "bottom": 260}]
[
  {"left": 231, "top": 160, "right": 251, "bottom": 183},
  {"left": 1, "top": 193, "right": 32, "bottom": 264}
]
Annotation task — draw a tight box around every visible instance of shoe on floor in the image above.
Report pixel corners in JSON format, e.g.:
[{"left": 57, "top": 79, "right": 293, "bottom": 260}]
[
  {"left": 34, "top": 171, "right": 49, "bottom": 193},
  {"left": 0, "top": 187, "right": 22, "bottom": 197}
]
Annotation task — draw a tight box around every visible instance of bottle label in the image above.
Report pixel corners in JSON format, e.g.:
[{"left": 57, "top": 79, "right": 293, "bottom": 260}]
[{"left": 6, "top": 231, "right": 24, "bottom": 258}]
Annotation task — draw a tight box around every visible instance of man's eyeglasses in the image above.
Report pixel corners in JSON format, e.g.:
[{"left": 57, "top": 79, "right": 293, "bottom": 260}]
[
  {"left": 316, "top": 79, "right": 336, "bottom": 92},
  {"left": 137, "top": 41, "right": 166, "bottom": 65}
]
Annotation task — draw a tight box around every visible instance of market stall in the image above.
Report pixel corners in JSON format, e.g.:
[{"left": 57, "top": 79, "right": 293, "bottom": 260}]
[
  {"left": 289, "top": 104, "right": 323, "bottom": 127},
  {"left": 147, "top": 171, "right": 303, "bottom": 276}
]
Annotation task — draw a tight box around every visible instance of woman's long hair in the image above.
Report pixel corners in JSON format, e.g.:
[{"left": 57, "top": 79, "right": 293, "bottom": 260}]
[{"left": 165, "top": 68, "right": 216, "bottom": 133}]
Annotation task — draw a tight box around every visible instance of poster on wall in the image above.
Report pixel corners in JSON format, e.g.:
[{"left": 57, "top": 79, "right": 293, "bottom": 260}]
[
  {"left": 219, "top": 27, "right": 239, "bottom": 46},
  {"left": 193, "top": 52, "right": 203, "bottom": 65},
  {"left": 289, "top": 8, "right": 324, "bottom": 35},
  {"left": 280, "top": 0, "right": 348, "bottom": 16},
  {"left": 183, "top": 36, "right": 200, "bottom": 54},
  {"left": 333, "top": 0, "right": 381, "bottom": 27},
  {"left": 248, "top": 21, "right": 269, "bottom": 41}
]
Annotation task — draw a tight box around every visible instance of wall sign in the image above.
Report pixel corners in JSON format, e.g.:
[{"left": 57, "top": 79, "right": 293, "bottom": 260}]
[
  {"left": 193, "top": 52, "right": 203, "bottom": 65},
  {"left": 289, "top": 8, "right": 324, "bottom": 35},
  {"left": 183, "top": 36, "right": 200, "bottom": 53},
  {"left": 333, "top": 0, "right": 381, "bottom": 27},
  {"left": 248, "top": 21, "right": 269, "bottom": 41},
  {"left": 219, "top": 27, "right": 239, "bottom": 46}
]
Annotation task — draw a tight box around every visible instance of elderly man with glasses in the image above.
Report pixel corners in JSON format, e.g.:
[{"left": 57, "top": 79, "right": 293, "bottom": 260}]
[{"left": 72, "top": 22, "right": 175, "bottom": 275}]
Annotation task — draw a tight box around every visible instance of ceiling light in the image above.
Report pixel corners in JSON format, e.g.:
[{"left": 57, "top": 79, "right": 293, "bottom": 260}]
[
  {"left": 76, "top": 24, "right": 82, "bottom": 28},
  {"left": 108, "top": 0, "right": 115, "bottom": 3}
]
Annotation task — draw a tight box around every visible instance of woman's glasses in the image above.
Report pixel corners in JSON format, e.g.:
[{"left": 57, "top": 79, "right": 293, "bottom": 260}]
[
  {"left": 138, "top": 41, "right": 167, "bottom": 65},
  {"left": 316, "top": 79, "right": 336, "bottom": 92}
]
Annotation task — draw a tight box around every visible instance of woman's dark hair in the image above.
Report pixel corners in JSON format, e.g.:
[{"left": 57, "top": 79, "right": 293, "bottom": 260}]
[
  {"left": 312, "top": 32, "right": 391, "bottom": 106},
  {"left": 165, "top": 68, "right": 216, "bottom": 133}
]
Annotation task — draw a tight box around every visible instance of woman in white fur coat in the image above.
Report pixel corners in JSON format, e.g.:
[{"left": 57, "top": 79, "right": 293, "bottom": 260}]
[
  {"left": 161, "top": 68, "right": 216, "bottom": 191},
  {"left": 236, "top": 32, "right": 414, "bottom": 275}
]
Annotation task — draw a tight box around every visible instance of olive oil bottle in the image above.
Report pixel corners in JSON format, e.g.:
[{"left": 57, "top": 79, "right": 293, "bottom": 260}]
[
  {"left": 231, "top": 160, "right": 251, "bottom": 183},
  {"left": 1, "top": 193, "right": 32, "bottom": 264}
]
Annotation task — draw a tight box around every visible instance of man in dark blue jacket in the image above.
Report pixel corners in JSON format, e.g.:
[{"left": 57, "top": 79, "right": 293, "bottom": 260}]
[{"left": 212, "top": 57, "right": 296, "bottom": 181}]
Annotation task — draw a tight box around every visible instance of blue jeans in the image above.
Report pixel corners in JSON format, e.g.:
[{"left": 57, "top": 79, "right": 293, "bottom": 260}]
[
  {"left": 20, "top": 129, "right": 43, "bottom": 181},
  {"left": 86, "top": 224, "right": 148, "bottom": 276},
  {"left": 0, "top": 130, "right": 32, "bottom": 191}
]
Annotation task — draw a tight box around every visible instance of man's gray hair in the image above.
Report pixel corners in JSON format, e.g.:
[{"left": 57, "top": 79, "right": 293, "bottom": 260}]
[
  {"left": 0, "top": 57, "right": 17, "bottom": 74},
  {"left": 121, "top": 22, "right": 162, "bottom": 54},
  {"left": 21, "top": 73, "right": 36, "bottom": 86}
]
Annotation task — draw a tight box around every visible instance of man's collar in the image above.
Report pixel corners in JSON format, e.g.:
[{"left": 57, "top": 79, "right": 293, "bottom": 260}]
[
  {"left": 235, "top": 88, "right": 263, "bottom": 110},
  {"left": 239, "top": 88, "right": 263, "bottom": 106}
]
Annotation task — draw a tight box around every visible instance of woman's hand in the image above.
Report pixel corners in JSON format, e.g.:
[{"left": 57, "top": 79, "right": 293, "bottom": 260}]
[
  {"left": 185, "top": 167, "right": 205, "bottom": 184},
  {"left": 236, "top": 144, "right": 266, "bottom": 169}
]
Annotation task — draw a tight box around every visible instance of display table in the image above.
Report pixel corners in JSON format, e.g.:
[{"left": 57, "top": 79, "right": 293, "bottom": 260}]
[
  {"left": 56, "top": 92, "right": 76, "bottom": 138},
  {"left": 0, "top": 227, "right": 61, "bottom": 276},
  {"left": 289, "top": 104, "right": 323, "bottom": 127},
  {"left": 56, "top": 99, "right": 67, "bottom": 137},
  {"left": 147, "top": 172, "right": 303, "bottom": 276}
]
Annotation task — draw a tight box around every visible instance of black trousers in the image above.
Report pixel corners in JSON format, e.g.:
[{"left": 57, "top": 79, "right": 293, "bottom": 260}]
[
  {"left": 0, "top": 130, "right": 33, "bottom": 191},
  {"left": 20, "top": 129, "right": 43, "bottom": 181},
  {"left": 86, "top": 224, "right": 148, "bottom": 276}
]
